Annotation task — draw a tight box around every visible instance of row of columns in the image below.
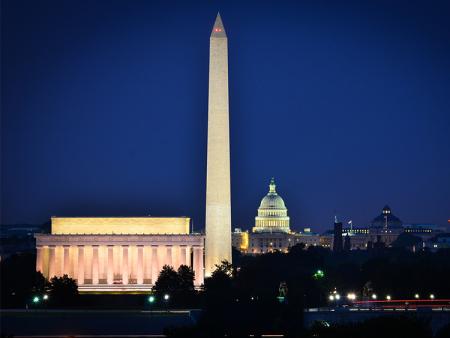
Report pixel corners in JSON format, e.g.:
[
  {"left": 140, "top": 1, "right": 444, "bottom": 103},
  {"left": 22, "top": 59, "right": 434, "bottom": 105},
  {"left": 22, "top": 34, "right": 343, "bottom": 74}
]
[{"left": 36, "top": 244, "right": 204, "bottom": 286}]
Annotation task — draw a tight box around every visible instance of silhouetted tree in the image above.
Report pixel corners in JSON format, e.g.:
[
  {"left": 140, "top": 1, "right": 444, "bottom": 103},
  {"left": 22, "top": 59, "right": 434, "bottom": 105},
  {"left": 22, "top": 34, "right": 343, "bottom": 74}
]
[
  {"left": 177, "top": 265, "right": 195, "bottom": 292},
  {"left": 31, "top": 271, "right": 51, "bottom": 296},
  {"left": 198, "top": 261, "right": 236, "bottom": 334},
  {"left": 152, "top": 264, "right": 197, "bottom": 307},
  {"left": 153, "top": 265, "right": 179, "bottom": 295},
  {"left": 48, "top": 274, "right": 78, "bottom": 306},
  {"left": 0, "top": 252, "right": 39, "bottom": 307},
  {"left": 392, "top": 233, "right": 422, "bottom": 249}
]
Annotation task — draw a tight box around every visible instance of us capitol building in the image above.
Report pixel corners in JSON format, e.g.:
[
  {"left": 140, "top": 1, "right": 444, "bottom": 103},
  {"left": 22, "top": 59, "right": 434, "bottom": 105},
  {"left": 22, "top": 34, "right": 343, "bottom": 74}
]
[
  {"left": 253, "top": 178, "right": 290, "bottom": 234},
  {"left": 232, "top": 183, "right": 445, "bottom": 254},
  {"left": 232, "top": 178, "right": 320, "bottom": 254}
]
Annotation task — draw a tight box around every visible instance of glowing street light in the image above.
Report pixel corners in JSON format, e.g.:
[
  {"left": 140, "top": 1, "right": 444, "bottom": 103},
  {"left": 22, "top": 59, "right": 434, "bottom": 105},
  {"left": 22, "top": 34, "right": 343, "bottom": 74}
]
[
  {"left": 386, "top": 295, "right": 391, "bottom": 301},
  {"left": 334, "top": 294, "right": 341, "bottom": 300},
  {"left": 430, "top": 294, "right": 435, "bottom": 300},
  {"left": 371, "top": 294, "right": 377, "bottom": 300},
  {"left": 164, "top": 294, "right": 170, "bottom": 301},
  {"left": 414, "top": 293, "right": 420, "bottom": 299},
  {"left": 347, "top": 293, "right": 356, "bottom": 301},
  {"left": 32, "top": 296, "right": 40, "bottom": 303},
  {"left": 148, "top": 295, "right": 155, "bottom": 303},
  {"left": 313, "top": 269, "right": 325, "bottom": 280},
  {"left": 329, "top": 295, "right": 335, "bottom": 301},
  {"left": 43, "top": 294, "right": 49, "bottom": 300}
]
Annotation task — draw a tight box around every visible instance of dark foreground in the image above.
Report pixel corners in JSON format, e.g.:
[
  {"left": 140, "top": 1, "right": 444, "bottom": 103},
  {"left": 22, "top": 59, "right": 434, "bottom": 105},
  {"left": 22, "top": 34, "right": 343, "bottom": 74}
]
[{"left": 0, "top": 309, "right": 198, "bottom": 337}]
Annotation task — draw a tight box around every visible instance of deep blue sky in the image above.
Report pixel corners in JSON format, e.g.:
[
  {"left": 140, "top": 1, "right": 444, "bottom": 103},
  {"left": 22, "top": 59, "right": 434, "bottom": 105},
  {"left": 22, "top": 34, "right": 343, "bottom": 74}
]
[{"left": 2, "top": 0, "right": 450, "bottom": 232}]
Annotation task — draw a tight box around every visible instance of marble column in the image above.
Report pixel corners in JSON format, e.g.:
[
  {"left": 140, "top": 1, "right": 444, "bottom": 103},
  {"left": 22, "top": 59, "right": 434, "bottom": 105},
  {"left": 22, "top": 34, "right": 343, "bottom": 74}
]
[
  {"left": 137, "top": 245, "right": 144, "bottom": 285},
  {"left": 144, "top": 246, "right": 151, "bottom": 283},
  {"left": 122, "top": 245, "right": 129, "bottom": 285},
  {"left": 166, "top": 246, "right": 173, "bottom": 267},
  {"left": 92, "top": 245, "right": 99, "bottom": 285},
  {"left": 173, "top": 246, "right": 180, "bottom": 270},
  {"left": 63, "top": 245, "right": 70, "bottom": 277},
  {"left": 107, "top": 245, "right": 114, "bottom": 285},
  {"left": 193, "top": 246, "right": 204, "bottom": 286},
  {"left": 186, "top": 246, "right": 191, "bottom": 268},
  {"left": 99, "top": 246, "right": 106, "bottom": 281},
  {"left": 78, "top": 246, "right": 85, "bottom": 285},
  {"left": 151, "top": 246, "right": 159, "bottom": 284},
  {"left": 48, "top": 246, "right": 56, "bottom": 279},
  {"left": 180, "top": 246, "right": 187, "bottom": 266},
  {"left": 36, "top": 246, "right": 43, "bottom": 274}
]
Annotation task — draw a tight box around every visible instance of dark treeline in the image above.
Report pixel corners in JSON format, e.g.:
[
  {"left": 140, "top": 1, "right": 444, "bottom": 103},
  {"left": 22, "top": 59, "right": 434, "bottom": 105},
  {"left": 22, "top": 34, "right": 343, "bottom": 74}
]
[
  {"left": 1, "top": 245, "right": 450, "bottom": 336},
  {"left": 232, "top": 244, "right": 450, "bottom": 306},
  {"left": 179, "top": 245, "right": 450, "bottom": 336}
]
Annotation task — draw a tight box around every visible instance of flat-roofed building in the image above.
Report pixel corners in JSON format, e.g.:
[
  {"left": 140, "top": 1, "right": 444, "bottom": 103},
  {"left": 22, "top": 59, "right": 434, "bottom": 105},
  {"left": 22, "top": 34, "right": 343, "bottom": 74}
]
[{"left": 35, "top": 217, "right": 204, "bottom": 292}]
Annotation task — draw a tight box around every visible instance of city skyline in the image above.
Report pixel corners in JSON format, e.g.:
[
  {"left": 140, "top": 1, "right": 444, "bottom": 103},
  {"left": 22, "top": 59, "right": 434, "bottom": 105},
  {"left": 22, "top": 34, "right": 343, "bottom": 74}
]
[{"left": 2, "top": 0, "right": 450, "bottom": 232}]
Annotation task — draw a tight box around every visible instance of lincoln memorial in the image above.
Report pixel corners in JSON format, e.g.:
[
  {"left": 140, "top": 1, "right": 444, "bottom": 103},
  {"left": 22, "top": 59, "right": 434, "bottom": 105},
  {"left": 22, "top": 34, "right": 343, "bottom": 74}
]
[{"left": 35, "top": 217, "right": 205, "bottom": 292}]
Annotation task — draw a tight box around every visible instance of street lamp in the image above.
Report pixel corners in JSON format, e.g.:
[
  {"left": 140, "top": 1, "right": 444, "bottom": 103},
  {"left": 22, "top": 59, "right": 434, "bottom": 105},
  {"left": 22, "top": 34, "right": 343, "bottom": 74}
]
[
  {"left": 430, "top": 294, "right": 435, "bottom": 300},
  {"left": 347, "top": 293, "right": 356, "bottom": 301},
  {"left": 414, "top": 293, "right": 420, "bottom": 299},
  {"left": 386, "top": 295, "right": 391, "bottom": 301},
  {"left": 43, "top": 294, "right": 49, "bottom": 300},
  {"left": 334, "top": 294, "right": 340, "bottom": 300},
  {"left": 163, "top": 293, "right": 170, "bottom": 312},
  {"left": 32, "top": 296, "right": 40, "bottom": 304},
  {"left": 371, "top": 294, "right": 377, "bottom": 300},
  {"left": 313, "top": 269, "right": 325, "bottom": 280},
  {"left": 148, "top": 295, "right": 155, "bottom": 303},
  {"left": 329, "top": 295, "right": 335, "bottom": 301}
]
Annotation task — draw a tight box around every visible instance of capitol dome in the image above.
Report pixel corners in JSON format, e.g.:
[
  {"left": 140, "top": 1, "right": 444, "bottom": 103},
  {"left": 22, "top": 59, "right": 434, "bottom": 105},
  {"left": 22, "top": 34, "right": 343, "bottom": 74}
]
[
  {"left": 259, "top": 189, "right": 287, "bottom": 210},
  {"left": 253, "top": 178, "right": 290, "bottom": 233}
]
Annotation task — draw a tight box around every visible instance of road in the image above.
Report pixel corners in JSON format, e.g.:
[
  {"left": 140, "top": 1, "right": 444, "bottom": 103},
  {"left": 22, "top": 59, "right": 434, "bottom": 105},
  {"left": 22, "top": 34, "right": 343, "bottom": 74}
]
[{"left": 1, "top": 309, "right": 199, "bottom": 337}]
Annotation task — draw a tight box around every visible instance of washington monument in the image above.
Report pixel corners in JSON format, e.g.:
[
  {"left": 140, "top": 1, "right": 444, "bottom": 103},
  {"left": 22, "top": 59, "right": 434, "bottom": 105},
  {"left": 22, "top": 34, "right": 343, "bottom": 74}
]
[{"left": 205, "top": 13, "right": 232, "bottom": 276}]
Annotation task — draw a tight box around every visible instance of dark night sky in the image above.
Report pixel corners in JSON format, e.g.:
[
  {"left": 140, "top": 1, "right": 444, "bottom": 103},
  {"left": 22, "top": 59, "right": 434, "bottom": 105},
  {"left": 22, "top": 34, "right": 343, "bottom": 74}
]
[{"left": 2, "top": 0, "right": 450, "bottom": 232}]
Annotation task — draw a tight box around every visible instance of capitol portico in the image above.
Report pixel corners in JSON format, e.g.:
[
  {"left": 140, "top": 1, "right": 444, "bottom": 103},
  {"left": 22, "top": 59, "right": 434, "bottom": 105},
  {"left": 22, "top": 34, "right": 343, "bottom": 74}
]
[{"left": 35, "top": 217, "right": 204, "bottom": 292}]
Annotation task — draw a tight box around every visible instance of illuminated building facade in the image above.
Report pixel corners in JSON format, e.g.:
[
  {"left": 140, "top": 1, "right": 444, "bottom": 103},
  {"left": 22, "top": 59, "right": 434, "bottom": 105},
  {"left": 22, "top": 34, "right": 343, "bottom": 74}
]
[
  {"left": 35, "top": 217, "right": 204, "bottom": 292},
  {"left": 232, "top": 178, "right": 320, "bottom": 254},
  {"left": 253, "top": 178, "right": 290, "bottom": 233}
]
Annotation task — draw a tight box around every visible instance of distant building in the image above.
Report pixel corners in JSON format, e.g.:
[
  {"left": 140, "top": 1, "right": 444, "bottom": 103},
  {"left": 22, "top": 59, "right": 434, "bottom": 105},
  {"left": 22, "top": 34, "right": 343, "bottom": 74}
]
[
  {"left": 371, "top": 205, "right": 403, "bottom": 230},
  {"left": 0, "top": 224, "right": 43, "bottom": 260},
  {"left": 333, "top": 218, "right": 343, "bottom": 252},
  {"left": 232, "top": 228, "right": 249, "bottom": 252},
  {"left": 426, "top": 233, "right": 450, "bottom": 251},
  {"left": 403, "top": 223, "right": 445, "bottom": 236},
  {"left": 324, "top": 205, "right": 444, "bottom": 251},
  {"left": 343, "top": 234, "right": 351, "bottom": 251}
]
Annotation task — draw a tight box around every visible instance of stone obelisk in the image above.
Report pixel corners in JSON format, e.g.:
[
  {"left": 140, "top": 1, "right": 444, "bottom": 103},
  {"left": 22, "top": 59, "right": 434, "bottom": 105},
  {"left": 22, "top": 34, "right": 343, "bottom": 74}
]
[{"left": 205, "top": 13, "right": 232, "bottom": 276}]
